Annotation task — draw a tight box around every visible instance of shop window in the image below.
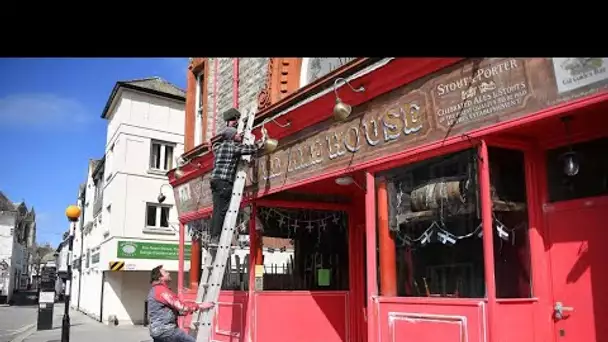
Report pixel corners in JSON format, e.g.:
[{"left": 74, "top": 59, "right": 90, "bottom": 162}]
[
  {"left": 189, "top": 214, "right": 251, "bottom": 291},
  {"left": 380, "top": 149, "right": 485, "bottom": 298},
  {"left": 257, "top": 207, "right": 349, "bottom": 291},
  {"left": 488, "top": 147, "right": 531, "bottom": 298},
  {"left": 546, "top": 137, "right": 608, "bottom": 202}
]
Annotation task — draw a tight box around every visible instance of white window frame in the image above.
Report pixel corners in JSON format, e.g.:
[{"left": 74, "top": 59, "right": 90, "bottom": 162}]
[
  {"left": 149, "top": 140, "right": 175, "bottom": 172},
  {"left": 194, "top": 70, "right": 204, "bottom": 146},
  {"left": 144, "top": 202, "right": 174, "bottom": 233}
]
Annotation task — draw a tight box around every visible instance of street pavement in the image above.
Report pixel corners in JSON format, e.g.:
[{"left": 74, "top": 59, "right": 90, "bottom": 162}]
[
  {"left": 20, "top": 304, "right": 152, "bottom": 342},
  {"left": 0, "top": 292, "right": 38, "bottom": 342}
]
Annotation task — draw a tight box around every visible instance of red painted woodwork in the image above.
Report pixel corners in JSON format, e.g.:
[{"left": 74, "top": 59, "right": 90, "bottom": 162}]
[
  {"left": 545, "top": 196, "right": 608, "bottom": 342},
  {"left": 181, "top": 290, "right": 248, "bottom": 341},
  {"left": 479, "top": 141, "right": 498, "bottom": 342},
  {"left": 494, "top": 300, "right": 538, "bottom": 341},
  {"left": 375, "top": 298, "right": 487, "bottom": 342},
  {"left": 253, "top": 292, "right": 349, "bottom": 342},
  {"left": 377, "top": 180, "right": 397, "bottom": 297}
]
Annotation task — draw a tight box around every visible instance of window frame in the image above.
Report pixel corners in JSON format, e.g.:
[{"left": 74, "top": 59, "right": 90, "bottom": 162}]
[
  {"left": 144, "top": 202, "right": 174, "bottom": 234},
  {"left": 149, "top": 140, "right": 176, "bottom": 172}
]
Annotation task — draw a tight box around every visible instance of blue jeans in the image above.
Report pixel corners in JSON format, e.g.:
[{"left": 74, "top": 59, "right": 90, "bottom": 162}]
[{"left": 153, "top": 328, "right": 195, "bottom": 342}]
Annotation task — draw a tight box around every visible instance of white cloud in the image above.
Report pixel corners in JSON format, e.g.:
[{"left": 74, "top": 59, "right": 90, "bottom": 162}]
[{"left": 0, "top": 93, "right": 91, "bottom": 127}]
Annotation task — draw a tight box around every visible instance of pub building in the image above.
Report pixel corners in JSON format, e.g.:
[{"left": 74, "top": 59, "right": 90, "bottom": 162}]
[{"left": 168, "top": 57, "right": 608, "bottom": 342}]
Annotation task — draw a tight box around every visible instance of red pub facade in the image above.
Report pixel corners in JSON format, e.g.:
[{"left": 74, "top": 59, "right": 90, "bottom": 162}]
[{"left": 169, "top": 57, "right": 608, "bottom": 342}]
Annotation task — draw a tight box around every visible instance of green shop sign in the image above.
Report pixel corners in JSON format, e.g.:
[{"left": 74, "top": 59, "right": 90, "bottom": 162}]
[{"left": 117, "top": 240, "right": 191, "bottom": 260}]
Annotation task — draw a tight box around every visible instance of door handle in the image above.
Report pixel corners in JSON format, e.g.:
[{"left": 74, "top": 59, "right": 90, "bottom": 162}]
[{"left": 554, "top": 302, "right": 574, "bottom": 320}]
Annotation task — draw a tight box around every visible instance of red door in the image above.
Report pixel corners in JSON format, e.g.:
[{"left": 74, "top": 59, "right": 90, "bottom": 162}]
[{"left": 546, "top": 196, "right": 608, "bottom": 342}]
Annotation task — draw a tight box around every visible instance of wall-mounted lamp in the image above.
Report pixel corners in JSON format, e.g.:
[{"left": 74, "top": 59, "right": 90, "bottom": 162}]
[
  {"left": 156, "top": 184, "right": 171, "bottom": 203},
  {"left": 335, "top": 175, "right": 365, "bottom": 191},
  {"left": 332, "top": 77, "right": 366, "bottom": 122},
  {"left": 157, "top": 184, "right": 173, "bottom": 203},
  {"left": 261, "top": 126, "right": 278, "bottom": 153},
  {"left": 559, "top": 116, "right": 580, "bottom": 177}
]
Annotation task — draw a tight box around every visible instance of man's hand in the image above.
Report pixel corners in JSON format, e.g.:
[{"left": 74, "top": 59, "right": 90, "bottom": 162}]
[{"left": 198, "top": 302, "right": 215, "bottom": 311}]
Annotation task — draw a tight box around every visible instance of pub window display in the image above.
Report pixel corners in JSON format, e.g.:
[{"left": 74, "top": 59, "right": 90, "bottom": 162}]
[
  {"left": 189, "top": 215, "right": 250, "bottom": 291},
  {"left": 380, "top": 147, "right": 532, "bottom": 299},
  {"left": 257, "top": 207, "right": 349, "bottom": 291}
]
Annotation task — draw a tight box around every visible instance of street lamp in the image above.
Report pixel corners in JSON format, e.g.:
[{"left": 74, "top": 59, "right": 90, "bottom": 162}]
[{"left": 62, "top": 205, "right": 81, "bottom": 342}]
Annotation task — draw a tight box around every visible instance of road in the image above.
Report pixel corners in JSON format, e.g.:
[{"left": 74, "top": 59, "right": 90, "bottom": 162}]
[{"left": 0, "top": 302, "right": 37, "bottom": 342}]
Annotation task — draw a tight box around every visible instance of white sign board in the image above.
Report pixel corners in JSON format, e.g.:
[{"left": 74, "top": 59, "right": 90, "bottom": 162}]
[
  {"left": 39, "top": 291, "right": 55, "bottom": 303},
  {"left": 552, "top": 58, "right": 608, "bottom": 94}
]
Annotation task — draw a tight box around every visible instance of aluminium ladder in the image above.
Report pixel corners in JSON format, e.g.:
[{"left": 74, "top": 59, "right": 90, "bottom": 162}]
[{"left": 190, "top": 106, "right": 256, "bottom": 342}]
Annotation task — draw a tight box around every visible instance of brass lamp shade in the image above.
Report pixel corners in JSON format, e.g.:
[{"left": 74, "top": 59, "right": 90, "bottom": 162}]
[
  {"left": 333, "top": 99, "right": 352, "bottom": 121},
  {"left": 264, "top": 138, "right": 279, "bottom": 153}
]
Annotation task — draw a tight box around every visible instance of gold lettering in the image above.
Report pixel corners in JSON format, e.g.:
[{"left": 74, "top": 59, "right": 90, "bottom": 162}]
[
  {"left": 362, "top": 118, "right": 381, "bottom": 146},
  {"left": 326, "top": 132, "right": 346, "bottom": 160},
  {"left": 312, "top": 139, "right": 323, "bottom": 164},
  {"left": 381, "top": 108, "right": 402, "bottom": 142},
  {"left": 344, "top": 125, "right": 361, "bottom": 153},
  {"left": 401, "top": 103, "right": 423, "bottom": 135}
]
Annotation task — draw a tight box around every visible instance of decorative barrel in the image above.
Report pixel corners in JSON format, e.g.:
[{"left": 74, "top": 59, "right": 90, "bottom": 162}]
[{"left": 410, "top": 180, "right": 464, "bottom": 212}]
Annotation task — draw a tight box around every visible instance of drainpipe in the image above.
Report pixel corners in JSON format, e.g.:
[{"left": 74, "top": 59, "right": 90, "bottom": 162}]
[
  {"left": 212, "top": 58, "right": 219, "bottom": 137},
  {"left": 233, "top": 58, "right": 239, "bottom": 109}
]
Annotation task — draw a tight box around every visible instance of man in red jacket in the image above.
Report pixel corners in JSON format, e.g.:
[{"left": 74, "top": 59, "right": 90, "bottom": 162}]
[{"left": 147, "top": 265, "right": 214, "bottom": 342}]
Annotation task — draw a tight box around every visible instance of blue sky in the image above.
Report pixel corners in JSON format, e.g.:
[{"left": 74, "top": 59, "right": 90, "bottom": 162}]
[{"left": 0, "top": 58, "right": 188, "bottom": 246}]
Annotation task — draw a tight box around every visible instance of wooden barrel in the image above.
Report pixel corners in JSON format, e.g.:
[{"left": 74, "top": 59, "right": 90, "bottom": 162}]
[{"left": 410, "top": 180, "right": 464, "bottom": 212}]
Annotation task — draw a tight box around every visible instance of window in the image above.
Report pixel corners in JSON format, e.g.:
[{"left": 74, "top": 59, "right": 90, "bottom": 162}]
[
  {"left": 547, "top": 137, "right": 608, "bottom": 202},
  {"left": 146, "top": 203, "right": 171, "bottom": 229},
  {"left": 488, "top": 147, "right": 531, "bottom": 298},
  {"left": 150, "top": 141, "right": 175, "bottom": 171},
  {"left": 379, "top": 149, "right": 484, "bottom": 298},
  {"left": 258, "top": 207, "right": 349, "bottom": 291}
]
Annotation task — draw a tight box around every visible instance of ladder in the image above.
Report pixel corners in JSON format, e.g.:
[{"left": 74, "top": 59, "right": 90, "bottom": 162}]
[{"left": 190, "top": 106, "right": 256, "bottom": 342}]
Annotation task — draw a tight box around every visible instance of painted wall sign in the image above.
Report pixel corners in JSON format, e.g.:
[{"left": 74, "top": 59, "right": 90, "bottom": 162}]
[
  {"left": 117, "top": 240, "right": 192, "bottom": 260},
  {"left": 552, "top": 58, "right": 608, "bottom": 94},
  {"left": 177, "top": 58, "right": 608, "bottom": 216},
  {"left": 173, "top": 173, "right": 212, "bottom": 216}
]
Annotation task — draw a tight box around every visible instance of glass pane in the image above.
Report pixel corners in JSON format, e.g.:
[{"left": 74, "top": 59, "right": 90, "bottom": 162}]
[
  {"left": 146, "top": 205, "right": 157, "bottom": 227},
  {"left": 379, "top": 149, "right": 485, "bottom": 298},
  {"left": 257, "top": 207, "right": 349, "bottom": 291},
  {"left": 160, "top": 207, "right": 169, "bottom": 227},
  {"left": 164, "top": 146, "right": 174, "bottom": 170},
  {"left": 547, "top": 137, "right": 608, "bottom": 202},
  {"left": 489, "top": 147, "right": 531, "bottom": 298},
  {"left": 151, "top": 143, "right": 161, "bottom": 169}
]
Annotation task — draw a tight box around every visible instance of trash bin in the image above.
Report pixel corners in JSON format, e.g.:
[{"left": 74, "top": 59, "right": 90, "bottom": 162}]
[{"left": 37, "top": 291, "right": 55, "bottom": 330}]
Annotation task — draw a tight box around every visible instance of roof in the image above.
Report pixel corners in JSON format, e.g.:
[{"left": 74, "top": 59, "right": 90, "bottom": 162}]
[
  {"left": 89, "top": 158, "right": 101, "bottom": 172},
  {"left": 0, "top": 191, "right": 15, "bottom": 211},
  {"left": 100, "top": 77, "right": 186, "bottom": 119}
]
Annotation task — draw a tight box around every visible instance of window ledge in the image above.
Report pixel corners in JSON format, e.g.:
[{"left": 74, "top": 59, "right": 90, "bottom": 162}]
[
  {"left": 143, "top": 227, "right": 175, "bottom": 235},
  {"left": 147, "top": 169, "right": 169, "bottom": 176}
]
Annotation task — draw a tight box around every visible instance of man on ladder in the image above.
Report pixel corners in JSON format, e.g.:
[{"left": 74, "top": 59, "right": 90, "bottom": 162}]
[{"left": 208, "top": 121, "right": 261, "bottom": 247}]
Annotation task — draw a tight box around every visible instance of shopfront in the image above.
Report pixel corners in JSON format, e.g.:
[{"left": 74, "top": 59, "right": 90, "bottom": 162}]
[{"left": 170, "top": 57, "right": 608, "bottom": 342}]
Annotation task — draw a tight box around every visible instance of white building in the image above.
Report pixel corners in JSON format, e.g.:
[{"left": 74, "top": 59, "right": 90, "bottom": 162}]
[
  {"left": 0, "top": 192, "right": 36, "bottom": 303},
  {"left": 72, "top": 77, "right": 187, "bottom": 325}
]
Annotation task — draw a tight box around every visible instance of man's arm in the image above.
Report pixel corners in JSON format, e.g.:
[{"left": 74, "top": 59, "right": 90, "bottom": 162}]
[
  {"left": 155, "top": 286, "right": 199, "bottom": 316},
  {"left": 235, "top": 142, "right": 259, "bottom": 156}
]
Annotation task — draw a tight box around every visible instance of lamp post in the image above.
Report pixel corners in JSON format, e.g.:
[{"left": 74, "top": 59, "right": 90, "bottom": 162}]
[{"left": 62, "top": 205, "right": 81, "bottom": 342}]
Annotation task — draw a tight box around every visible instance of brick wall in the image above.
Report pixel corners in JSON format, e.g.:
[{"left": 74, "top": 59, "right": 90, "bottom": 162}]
[{"left": 204, "top": 58, "right": 269, "bottom": 140}]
